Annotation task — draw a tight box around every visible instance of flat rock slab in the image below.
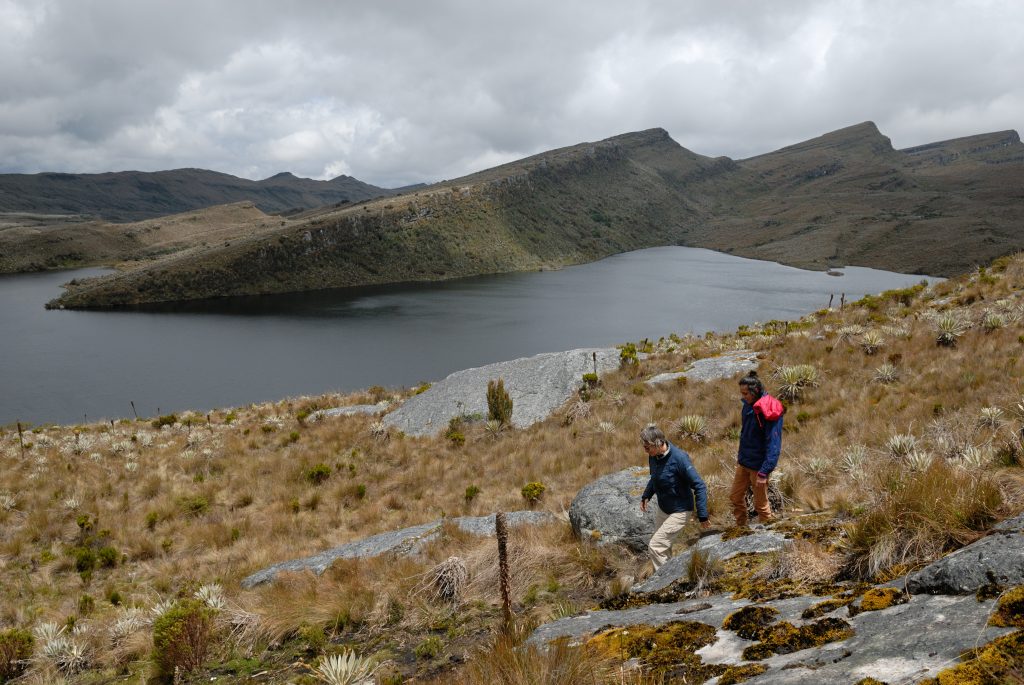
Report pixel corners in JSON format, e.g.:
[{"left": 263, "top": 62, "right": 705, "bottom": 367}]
[
  {"left": 383, "top": 347, "right": 619, "bottom": 436},
  {"left": 634, "top": 530, "right": 789, "bottom": 593},
  {"left": 569, "top": 466, "right": 657, "bottom": 553},
  {"left": 907, "top": 526, "right": 1024, "bottom": 594},
  {"left": 716, "top": 594, "right": 1013, "bottom": 685},
  {"left": 528, "top": 589, "right": 1011, "bottom": 685},
  {"left": 241, "top": 510, "right": 556, "bottom": 588},
  {"left": 309, "top": 402, "right": 390, "bottom": 420},
  {"left": 646, "top": 350, "right": 758, "bottom": 386}
]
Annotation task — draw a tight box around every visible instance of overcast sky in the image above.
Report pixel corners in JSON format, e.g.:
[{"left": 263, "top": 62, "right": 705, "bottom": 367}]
[{"left": 1, "top": 1, "right": 1021, "bottom": 187}]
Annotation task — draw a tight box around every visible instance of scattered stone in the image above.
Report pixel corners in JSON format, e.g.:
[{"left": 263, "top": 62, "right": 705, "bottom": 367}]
[
  {"left": 646, "top": 350, "right": 758, "bottom": 386},
  {"left": 241, "top": 510, "right": 556, "bottom": 588},
  {"left": 383, "top": 348, "right": 620, "bottom": 436},
  {"left": 568, "top": 467, "right": 656, "bottom": 553}
]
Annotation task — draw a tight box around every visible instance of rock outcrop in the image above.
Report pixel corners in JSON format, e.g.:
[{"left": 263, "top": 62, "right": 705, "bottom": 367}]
[
  {"left": 645, "top": 349, "right": 758, "bottom": 386},
  {"left": 383, "top": 348, "right": 620, "bottom": 436},
  {"left": 907, "top": 511, "right": 1024, "bottom": 595},
  {"left": 568, "top": 467, "right": 657, "bottom": 552},
  {"left": 241, "top": 511, "right": 555, "bottom": 588}
]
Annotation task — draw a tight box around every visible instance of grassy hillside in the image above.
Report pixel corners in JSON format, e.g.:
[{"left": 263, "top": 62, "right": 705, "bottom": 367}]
[
  {"left": 0, "top": 168, "right": 394, "bottom": 222},
  {"left": 3, "top": 253, "right": 1024, "bottom": 683},
  {"left": 0, "top": 203, "right": 284, "bottom": 274},
  {"left": 43, "top": 122, "right": 1024, "bottom": 309}
]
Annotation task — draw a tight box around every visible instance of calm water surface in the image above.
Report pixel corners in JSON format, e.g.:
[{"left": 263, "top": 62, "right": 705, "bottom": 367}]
[{"left": 1, "top": 247, "right": 939, "bottom": 425}]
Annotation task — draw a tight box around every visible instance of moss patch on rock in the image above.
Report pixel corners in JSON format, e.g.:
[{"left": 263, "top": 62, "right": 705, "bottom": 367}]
[
  {"left": 718, "top": 663, "right": 769, "bottom": 684},
  {"left": 587, "top": 620, "right": 727, "bottom": 683},
  {"left": 741, "top": 617, "right": 854, "bottom": 661},
  {"left": 802, "top": 597, "right": 855, "bottom": 619},
  {"left": 989, "top": 585, "right": 1024, "bottom": 628},
  {"left": 917, "top": 630, "right": 1024, "bottom": 685},
  {"left": 722, "top": 605, "right": 780, "bottom": 640},
  {"left": 848, "top": 587, "right": 909, "bottom": 616}
]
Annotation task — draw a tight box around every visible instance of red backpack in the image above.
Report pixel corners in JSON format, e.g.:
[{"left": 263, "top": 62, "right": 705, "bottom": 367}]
[{"left": 753, "top": 394, "right": 784, "bottom": 425}]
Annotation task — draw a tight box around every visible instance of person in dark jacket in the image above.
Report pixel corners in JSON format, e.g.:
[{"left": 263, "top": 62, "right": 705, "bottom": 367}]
[
  {"left": 639, "top": 424, "right": 711, "bottom": 571},
  {"left": 730, "top": 370, "right": 784, "bottom": 526}
]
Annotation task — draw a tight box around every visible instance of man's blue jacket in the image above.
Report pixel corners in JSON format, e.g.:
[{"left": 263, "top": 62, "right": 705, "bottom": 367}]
[
  {"left": 737, "top": 400, "right": 783, "bottom": 475},
  {"left": 642, "top": 442, "right": 709, "bottom": 521}
]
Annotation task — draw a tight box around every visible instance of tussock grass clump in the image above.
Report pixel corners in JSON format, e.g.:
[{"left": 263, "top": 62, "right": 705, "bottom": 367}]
[{"left": 843, "top": 460, "right": 1001, "bottom": 579}]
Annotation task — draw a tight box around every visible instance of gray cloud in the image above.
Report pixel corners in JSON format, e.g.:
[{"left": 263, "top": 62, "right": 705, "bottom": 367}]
[{"left": 0, "top": 0, "right": 1021, "bottom": 187}]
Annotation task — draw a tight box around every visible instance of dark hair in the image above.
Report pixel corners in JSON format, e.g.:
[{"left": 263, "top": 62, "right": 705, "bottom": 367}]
[{"left": 739, "top": 370, "right": 764, "bottom": 398}]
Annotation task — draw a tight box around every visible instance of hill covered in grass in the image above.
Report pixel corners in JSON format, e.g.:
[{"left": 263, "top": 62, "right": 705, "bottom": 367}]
[
  {"left": 42, "top": 122, "right": 1024, "bottom": 309},
  {"left": 0, "top": 168, "right": 396, "bottom": 222},
  {"left": 4, "top": 252, "right": 1024, "bottom": 682}
]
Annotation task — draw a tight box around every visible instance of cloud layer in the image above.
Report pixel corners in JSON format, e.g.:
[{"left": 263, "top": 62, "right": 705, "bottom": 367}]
[{"left": 1, "top": 0, "right": 1021, "bottom": 187}]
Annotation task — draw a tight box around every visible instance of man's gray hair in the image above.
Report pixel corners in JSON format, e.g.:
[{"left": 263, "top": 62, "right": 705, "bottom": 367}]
[{"left": 640, "top": 424, "right": 666, "bottom": 446}]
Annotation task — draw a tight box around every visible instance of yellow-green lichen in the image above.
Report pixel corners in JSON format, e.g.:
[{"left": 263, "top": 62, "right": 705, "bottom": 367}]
[
  {"left": 989, "top": 585, "right": 1024, "bottom": 628},
  {"left": 853, "top": 678, "right": 889, "bottom": 685},
  {"left": 717, "top": 663, "right": 769, "bottom": 684},
  {"left": 741, "top": 617, "right": 854, "bottom": 661},
  {"left": 917, "top": 630, "right": 1024, "bottom": 685},
  {"left": 722, "top": 605, "right": 780, "bottom": 640},
  {"left": 586, "top": 621, "right": 726, "bottom": 682},
  {"left": 849, "top": 587, "right": 909, "bottom": 616},
  {"left": 801, "top": 597, "right": 854, "bottom": 619}
]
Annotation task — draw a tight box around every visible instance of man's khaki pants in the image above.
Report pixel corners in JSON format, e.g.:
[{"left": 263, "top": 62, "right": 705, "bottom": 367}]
[
  {"left": 730, "top": 464, "right": 772, "bottom": 526},
  {"left": 648, "top": 507, "right": 692, "bottom": 571}
]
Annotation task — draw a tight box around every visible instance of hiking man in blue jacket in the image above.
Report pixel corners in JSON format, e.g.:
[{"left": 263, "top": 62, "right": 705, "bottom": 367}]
[
  {"left": 730, "top": 370, "right": 784, "bottom": 526},
  {"left": 639, "top": 424, "right": 711, "bottom": 571}
]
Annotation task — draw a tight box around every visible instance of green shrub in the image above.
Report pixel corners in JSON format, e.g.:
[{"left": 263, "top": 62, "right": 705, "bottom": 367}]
[
  {"left": 303, "top": 463, "right": 332, "bottom": 485},
  {"left": 465, "top": 485, "right": 481, "bottom": 503},
  {"left": 414, "top": 636, "right": 443, "bottom": 660},
  {"left": 521, "top": 481, "right": 546, "bottom": 505},
  {"left": 78, "top": 593, "right": 95, "bottom": 615},
  {"left": 619, "top": 342, "right": 639, "bottom": 367},
  {"left": 178, "top": 495, "right": 209, "bottom": 517},
  {"left": 151, "top": 414, "right": 178, "bottom": 429},
  {"left": 97, "top": 545, "right": 119, "bottom": 568},
  {"left": 0, "top": 628, "right": 33, "bottom": 682},
  {"left": 151, "top": 599, "right": 216, "bottom": 682},
  {"left": 487, "top": 378, "right": 513, "bottom": 425}
]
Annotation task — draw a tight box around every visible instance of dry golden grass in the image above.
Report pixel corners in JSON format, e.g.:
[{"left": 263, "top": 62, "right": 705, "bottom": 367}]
[{"left": 3, "top": 253, "right": 1024, "bottom": 681}]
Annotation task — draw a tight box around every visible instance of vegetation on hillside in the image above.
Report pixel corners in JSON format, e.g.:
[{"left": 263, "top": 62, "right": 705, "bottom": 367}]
[
  {"left": 3, "top": 254, "right": 1024, "bottom": 682},
  {"left": 42, "top": 123, "right": 1024, "bottom": 309}
]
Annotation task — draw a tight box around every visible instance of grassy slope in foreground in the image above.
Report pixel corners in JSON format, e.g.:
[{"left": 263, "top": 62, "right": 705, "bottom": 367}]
[{"left": 4, "top": 254, "right": 1024, "bottom": 683}]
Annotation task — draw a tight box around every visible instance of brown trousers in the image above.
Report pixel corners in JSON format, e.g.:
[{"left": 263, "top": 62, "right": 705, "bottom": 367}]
[{"left": 730, "top": 464, "right": 772, "bottom": 525}]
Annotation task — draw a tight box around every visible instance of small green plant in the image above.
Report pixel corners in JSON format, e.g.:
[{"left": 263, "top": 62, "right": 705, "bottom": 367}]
[
  {"left": 773, "top": 364, "right": 818, "bottom": 402},
  {"left": 619, "top": 342, "right": 639, "bottom": 369},
  {"left": 675, "top": 415, "right": 709, "bottom": 442},
  {"left": 312, "top": 649, "right": 379, "bottom": 684},
  {"left": 487, "top": 378, "right": 514, "bottom": 425},
  {"left": 873, "top": 363, "right": 899, "bottom": 384},
  {"left": 151, "top": 414, "right": 178, "bottom": 429},
  {"left": 935, "top": 312, "right": 969, "bottom": 347},
  {"left": 464, "top": 485, "right": 481, "bottom": 504},
  {"left": 304, "top": 463, "right": 332, "bottom": 485},
  {"left": 151, "top": 599, "right": 215, "bottom": 682},
  {"left": 414, "top": 636, "right": 443, "bottom": 660},
  {"left": 178, "top": 495, "right": 209, "bottom": 517},
  {"left": 0, "top": 628, "right": 34, "bottom": 682},
  {"left": 78, "top": 594, "right": 95, "bottom": 615},
  {"left": 860, "top": 330, "right": 885, "bottom": 355},
  {"left": 445, "top": 417, "right": 466, "bottom": 447},
  {"left": 521, "top": 481, "right": 546, "bottom": 505}
]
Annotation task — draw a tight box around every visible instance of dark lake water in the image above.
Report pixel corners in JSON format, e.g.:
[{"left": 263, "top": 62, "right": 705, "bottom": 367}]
[{"left": 1, "top": 247, "right": 939, "bottom": 426}]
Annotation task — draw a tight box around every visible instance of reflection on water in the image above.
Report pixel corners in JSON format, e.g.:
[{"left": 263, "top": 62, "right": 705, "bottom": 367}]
[{"left": 0, "top": 247, "right": 940, "bottom": 425}]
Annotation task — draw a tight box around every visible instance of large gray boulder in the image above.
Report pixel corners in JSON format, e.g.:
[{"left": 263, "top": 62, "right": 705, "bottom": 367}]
[
  {"left": 383, "top": 348, "right": 620, "bottom": 437},
  {"left": 907, "top": 514, "right": 1024, "bottom": 594},
  {"left": 634, "top": 530, "right": 789, "bottom": 593},
  {"left": 646, "top": 349, "right": 758, "bottom": 386},
  {"left": 241, "top": 511, "right": 556, "bottom": 588},
  {"left": 568, "top": 467, "right": 656, "bottom": 553}
]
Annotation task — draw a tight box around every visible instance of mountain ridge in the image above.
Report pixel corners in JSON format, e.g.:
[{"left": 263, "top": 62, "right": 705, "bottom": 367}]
[{"left": 18, "top": 120, "right": 1024, "bottom": 308}]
